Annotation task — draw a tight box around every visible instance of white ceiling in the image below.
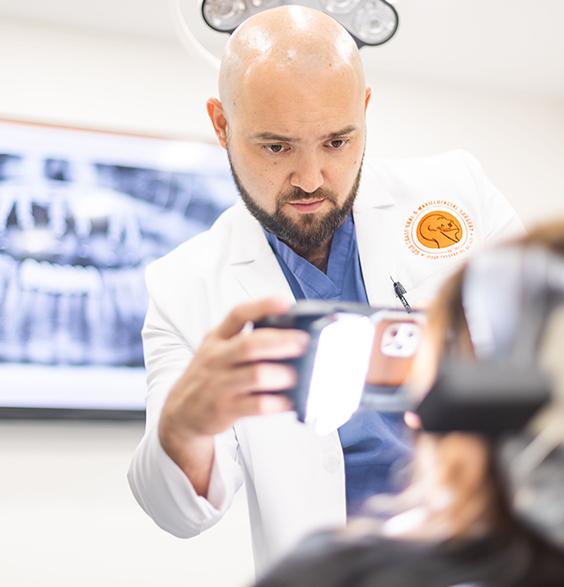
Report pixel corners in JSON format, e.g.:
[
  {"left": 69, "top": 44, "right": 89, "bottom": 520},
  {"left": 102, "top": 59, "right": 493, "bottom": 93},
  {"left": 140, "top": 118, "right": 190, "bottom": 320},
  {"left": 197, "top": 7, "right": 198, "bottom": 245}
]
[{"left": 1, "top": 0, "right": 563, "bottom": 97}]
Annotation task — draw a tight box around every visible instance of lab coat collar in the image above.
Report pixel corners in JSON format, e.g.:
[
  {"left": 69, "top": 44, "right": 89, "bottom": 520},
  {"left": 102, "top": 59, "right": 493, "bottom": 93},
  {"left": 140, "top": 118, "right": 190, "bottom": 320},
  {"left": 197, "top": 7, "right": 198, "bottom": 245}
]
[
  {"left": 353, "top": 159, "right": 398, "bottom": 306},
  {"left": 228, "top": 201, "right": 295, "bottom": 301},
  {"left": 228, "top": 200, "right": 273, "bottom": 266},
  {"left": 353, "top": 157, "right": 395, "bottom": 211}
]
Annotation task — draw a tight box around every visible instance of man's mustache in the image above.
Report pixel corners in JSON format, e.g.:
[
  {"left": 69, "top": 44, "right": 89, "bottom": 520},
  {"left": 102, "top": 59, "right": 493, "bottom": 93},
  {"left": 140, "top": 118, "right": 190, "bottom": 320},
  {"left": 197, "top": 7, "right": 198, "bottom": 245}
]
[{"left": 277, "top": 188, "right": 338, "bottom": 207}]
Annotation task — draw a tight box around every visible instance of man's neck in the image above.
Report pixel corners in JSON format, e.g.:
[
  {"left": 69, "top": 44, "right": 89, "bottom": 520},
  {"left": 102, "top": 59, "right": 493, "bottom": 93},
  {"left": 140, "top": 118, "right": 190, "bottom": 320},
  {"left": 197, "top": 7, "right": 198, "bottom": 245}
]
[{"left": 291, "top": 237, "right": 333, "bottom": 273}]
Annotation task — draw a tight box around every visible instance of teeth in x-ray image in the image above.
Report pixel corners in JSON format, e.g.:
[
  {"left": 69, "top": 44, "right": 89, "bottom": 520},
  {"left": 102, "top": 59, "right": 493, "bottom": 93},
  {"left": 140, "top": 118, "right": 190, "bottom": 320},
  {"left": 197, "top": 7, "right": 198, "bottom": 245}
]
[
  {"left": 0, "top": 257, "right": 145, "bottom": 365},
  {"left": 0, "top": 154, "right": 236, "bottom": 367}
]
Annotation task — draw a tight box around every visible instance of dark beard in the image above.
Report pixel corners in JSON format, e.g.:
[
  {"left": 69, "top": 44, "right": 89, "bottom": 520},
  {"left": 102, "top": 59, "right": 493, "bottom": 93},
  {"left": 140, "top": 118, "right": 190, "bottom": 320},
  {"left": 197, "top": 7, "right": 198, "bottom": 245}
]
[{"left": 227, "top": 152, "right": 362, "bottom": 251}]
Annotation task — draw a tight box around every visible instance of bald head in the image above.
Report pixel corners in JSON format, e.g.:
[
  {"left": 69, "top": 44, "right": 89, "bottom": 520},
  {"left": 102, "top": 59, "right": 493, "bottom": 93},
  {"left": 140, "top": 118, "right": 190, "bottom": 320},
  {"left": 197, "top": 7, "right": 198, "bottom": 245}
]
[
  {"left": 218, "top": 5, "right": 365, "bottom": 119},
  {"left": 207, "top": 6, "right": 371, "bottom": 254}
]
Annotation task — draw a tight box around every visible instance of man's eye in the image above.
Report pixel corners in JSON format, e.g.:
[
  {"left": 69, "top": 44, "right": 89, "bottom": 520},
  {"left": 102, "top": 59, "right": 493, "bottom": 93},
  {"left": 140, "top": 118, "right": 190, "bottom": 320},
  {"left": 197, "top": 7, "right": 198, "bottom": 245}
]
[
  {"left": 265, "top": 144, "right": 286, "bottom": 154},
  {"left": 327, "top": 139, "right": 347, "bottom": 149}
]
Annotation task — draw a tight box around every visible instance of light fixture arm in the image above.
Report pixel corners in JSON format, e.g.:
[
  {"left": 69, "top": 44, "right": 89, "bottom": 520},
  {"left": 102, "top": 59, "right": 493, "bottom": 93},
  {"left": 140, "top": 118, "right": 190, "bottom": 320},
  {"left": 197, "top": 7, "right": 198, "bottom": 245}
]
[{"left": 169, "top": 0, "right": 221, "bottom": 69}]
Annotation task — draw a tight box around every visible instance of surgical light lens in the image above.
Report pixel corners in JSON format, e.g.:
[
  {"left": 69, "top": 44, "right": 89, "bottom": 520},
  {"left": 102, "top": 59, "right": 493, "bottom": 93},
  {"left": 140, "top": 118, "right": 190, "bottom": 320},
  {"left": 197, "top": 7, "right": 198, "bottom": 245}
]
[
  {"left": 249, "top": 0, "right": 277, "bottom": 7},
  {"left": 199, "top": 0, "right": 399, "bottom": 47},
  {"left": 353, "top": 0, "right": 398, "bottom": 45},
  {"left": 306, "top": 315, "right": 375, "bottom": 435},
  {"left": 203, "top": 0, "right": 247, "bottom": 31},
  {"left": 319, "top": 0, "right": 361, "bottom": 14}
]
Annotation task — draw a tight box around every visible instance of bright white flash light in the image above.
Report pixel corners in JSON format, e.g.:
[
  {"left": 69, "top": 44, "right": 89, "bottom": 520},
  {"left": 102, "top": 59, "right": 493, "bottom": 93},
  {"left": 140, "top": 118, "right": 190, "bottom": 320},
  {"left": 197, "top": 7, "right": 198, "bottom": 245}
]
[{"left": 306, "top": 314, "right": 375, "bottom": 435}]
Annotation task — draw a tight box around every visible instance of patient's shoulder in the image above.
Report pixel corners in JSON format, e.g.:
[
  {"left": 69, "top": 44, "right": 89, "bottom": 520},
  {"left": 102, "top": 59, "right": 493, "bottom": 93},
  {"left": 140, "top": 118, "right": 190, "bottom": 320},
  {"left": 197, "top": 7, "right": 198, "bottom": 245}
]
[{"left": 255, "top": 528, "right": 564, "bottom": 587}]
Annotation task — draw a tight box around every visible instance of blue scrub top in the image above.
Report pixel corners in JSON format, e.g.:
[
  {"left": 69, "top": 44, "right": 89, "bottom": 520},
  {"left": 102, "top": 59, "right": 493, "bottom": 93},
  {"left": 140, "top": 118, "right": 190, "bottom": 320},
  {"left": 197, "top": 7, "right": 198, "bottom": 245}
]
[{"left": 265, "top": 214, "right": 412, "bottom": 516}]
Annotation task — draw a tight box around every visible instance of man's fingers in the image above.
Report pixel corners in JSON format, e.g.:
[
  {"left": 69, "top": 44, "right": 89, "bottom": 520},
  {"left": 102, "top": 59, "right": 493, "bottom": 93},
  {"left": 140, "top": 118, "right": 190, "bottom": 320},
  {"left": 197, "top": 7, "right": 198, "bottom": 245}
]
[
  {"left": 217, "top": 362, "right": 298, "bottom": 394},
  {"left": 215, "top": 298, "right": 292, "bottom": 340},
  {"left": 235, "top": 393, "right": 293, "bottom": 418},
  {"left": 219, "top": 328, "right": 309, "bottom": 367}
]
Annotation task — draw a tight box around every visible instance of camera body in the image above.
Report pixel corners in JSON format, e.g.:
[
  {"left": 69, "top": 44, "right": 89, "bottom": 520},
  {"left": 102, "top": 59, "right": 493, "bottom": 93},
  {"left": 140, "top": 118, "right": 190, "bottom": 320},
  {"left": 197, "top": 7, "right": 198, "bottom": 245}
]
[
  {"left": 254, "top": 301, "right": 424, "bottom": 426},
  {"left": 254, "top": 301, "right": 374, "bottom": 422}
]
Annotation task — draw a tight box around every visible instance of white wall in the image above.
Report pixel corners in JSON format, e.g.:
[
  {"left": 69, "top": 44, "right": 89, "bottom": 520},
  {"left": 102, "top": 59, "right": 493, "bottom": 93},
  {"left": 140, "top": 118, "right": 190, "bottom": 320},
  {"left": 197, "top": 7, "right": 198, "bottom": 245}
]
[
  {"left": 1, "top": 16, "right": 563, "bottom": 587},
  {"left": 0, "top": 19, "right": 217, "bottom": 141},
  {"left": 0, "top": 421, "right": 254, "bottom": 587},
  {"left": 364, "top": 73, "right": 564, "bottom": 224}
]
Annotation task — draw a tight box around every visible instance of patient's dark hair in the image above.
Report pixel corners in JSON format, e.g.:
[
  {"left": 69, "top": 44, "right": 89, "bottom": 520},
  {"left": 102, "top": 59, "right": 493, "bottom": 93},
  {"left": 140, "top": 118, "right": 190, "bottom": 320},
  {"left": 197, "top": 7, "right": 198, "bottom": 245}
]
[{"left": 427, "top": 218, "right": 564, "bottom": 360}]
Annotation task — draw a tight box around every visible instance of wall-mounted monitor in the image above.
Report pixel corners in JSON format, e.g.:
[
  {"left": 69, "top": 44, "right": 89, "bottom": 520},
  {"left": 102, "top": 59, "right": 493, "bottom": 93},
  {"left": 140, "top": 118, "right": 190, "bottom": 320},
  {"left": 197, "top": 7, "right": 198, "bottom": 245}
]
[{"left": 0, "top": 120, "right": 237, "bottom": 419}]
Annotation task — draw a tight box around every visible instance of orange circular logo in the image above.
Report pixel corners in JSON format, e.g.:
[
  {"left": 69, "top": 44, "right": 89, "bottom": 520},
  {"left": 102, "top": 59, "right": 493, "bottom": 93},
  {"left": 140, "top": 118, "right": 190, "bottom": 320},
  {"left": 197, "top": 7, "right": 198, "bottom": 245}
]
[
  {"left": 416, "top": 211, "right": 462, "bottom": 249},
  {"left": 404, "top": 200, "right": 475, "bottom": 259}
]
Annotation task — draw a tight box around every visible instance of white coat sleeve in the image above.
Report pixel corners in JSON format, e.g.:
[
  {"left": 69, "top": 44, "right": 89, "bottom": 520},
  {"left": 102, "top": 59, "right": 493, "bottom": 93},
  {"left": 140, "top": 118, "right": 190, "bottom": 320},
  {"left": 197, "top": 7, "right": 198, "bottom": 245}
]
[
  {"left": 127, "top": 262, "right": 244, "bottom": 538},
  {"left": 460, "top": 150, "right": 526, "bottom": 243}
]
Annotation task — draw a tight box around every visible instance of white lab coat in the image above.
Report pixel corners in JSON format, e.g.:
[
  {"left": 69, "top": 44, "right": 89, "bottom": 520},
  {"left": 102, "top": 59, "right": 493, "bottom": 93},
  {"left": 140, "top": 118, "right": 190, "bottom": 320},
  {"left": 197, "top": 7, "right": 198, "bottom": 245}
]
[{"left": 128, "top": 150, "right": 524, "bottom": 574}]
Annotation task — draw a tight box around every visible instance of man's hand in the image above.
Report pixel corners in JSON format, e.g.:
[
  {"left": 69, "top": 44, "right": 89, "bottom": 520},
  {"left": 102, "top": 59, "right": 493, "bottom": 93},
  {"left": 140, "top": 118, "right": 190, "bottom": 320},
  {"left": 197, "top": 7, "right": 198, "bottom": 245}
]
[{"left": 158, "top": 298, "right": 309, "bottom": 496}]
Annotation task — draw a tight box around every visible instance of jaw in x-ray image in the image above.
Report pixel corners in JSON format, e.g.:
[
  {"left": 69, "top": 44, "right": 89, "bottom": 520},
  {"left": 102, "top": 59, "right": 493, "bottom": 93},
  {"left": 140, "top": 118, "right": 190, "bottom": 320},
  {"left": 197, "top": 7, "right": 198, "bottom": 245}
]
[{"left": 0, "top": 135, "right": 237, "bottom": 370}]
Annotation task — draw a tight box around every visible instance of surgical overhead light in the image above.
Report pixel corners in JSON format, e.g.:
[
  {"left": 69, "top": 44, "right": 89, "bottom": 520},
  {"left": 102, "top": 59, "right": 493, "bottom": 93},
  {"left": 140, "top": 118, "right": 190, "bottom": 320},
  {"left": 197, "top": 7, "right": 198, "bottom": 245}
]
[
  {"left": 170, "top": 0, "right": 399, "bottom": 67},
  {"left": 201, "top": 0, "right": 399, "bottom": 47}
]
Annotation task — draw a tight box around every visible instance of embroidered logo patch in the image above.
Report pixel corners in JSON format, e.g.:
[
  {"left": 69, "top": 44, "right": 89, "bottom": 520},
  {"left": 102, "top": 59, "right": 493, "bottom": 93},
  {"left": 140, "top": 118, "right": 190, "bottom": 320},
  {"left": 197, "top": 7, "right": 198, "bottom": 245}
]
[{"left": 404, "top": 200, "right": 475, "bottom": 260}]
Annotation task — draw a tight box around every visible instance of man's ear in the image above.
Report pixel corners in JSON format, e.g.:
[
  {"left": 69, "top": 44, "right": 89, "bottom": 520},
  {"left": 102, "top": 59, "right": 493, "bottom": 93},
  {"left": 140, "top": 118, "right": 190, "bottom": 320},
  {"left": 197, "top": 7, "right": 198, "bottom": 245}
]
[
  {"left": 207, "top": 98, "right": 229, "bottom": 148},
  {"left": 364, "top": 86, "right": 372, "bottom": 112}
]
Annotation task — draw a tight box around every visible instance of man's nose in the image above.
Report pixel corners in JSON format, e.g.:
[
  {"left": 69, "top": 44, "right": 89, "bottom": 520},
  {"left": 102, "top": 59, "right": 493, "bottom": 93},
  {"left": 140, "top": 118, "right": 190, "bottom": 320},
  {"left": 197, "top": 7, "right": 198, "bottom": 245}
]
[{"left": 289, "top": 153, "right": 324, "bottom": 194}]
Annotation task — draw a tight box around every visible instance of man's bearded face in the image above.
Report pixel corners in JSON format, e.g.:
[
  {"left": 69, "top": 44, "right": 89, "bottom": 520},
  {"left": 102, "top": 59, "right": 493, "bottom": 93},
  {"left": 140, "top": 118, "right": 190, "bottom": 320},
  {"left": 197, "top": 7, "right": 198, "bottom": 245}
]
[{"left": 228, "top": 152, "right": 363, "bottom": 251}]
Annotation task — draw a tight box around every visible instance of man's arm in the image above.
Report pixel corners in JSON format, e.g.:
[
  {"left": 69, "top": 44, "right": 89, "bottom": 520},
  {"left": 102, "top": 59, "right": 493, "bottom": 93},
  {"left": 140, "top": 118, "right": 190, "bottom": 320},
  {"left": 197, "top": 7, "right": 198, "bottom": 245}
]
[
  {"left": 158, "top": 297, "right": 309, "bottom": 497},
  {"left": 128, "top": 278, "right": 308, "bottom": 536}
]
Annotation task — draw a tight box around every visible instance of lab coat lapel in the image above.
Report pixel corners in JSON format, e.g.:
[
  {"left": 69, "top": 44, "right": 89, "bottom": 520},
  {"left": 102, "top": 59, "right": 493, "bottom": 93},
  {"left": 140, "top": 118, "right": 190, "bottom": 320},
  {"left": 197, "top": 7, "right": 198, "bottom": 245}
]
[
  {"left": 228, "top": 201, "right": 295, "bottom": 302},
  {"left": 228, "top": 202, "right": 344, "bottom": 510},
  {"left": 353, "top": 160, "right": 399, "bottom": 307}
]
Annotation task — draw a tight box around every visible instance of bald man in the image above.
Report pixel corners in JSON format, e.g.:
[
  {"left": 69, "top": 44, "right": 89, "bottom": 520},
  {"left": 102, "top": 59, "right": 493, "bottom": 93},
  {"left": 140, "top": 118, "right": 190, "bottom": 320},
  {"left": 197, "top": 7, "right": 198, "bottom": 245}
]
[{"left": 128, "top": 5, "right": 523, "bottom": 574}]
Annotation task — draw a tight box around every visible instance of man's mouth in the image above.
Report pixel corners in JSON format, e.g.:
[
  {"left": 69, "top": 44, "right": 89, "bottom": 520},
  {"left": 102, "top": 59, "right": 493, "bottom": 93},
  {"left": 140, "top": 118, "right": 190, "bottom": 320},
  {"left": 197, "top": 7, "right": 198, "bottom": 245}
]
[{"left": 287, "top": 199, "right": 326, "bottom": 214}]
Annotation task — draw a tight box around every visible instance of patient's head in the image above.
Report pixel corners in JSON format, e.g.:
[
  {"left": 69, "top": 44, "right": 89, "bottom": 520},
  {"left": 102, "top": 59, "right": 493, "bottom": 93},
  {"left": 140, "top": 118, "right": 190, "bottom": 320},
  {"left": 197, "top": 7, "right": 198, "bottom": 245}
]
[{"left": 376, "top": 219, "right": 564, "bottom": 543}]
